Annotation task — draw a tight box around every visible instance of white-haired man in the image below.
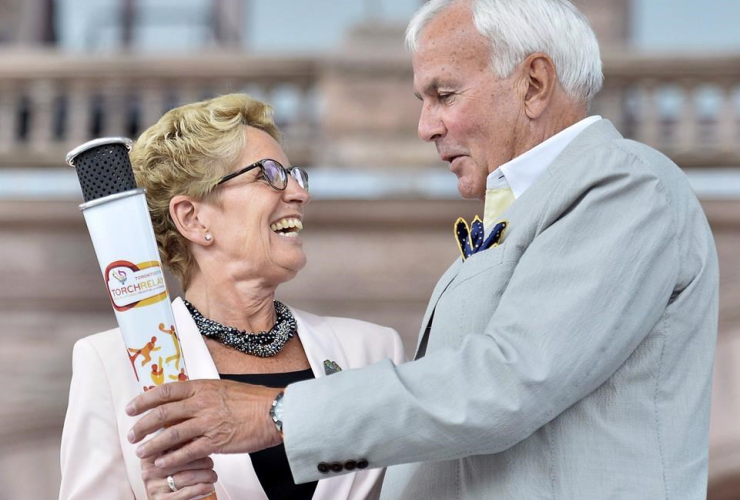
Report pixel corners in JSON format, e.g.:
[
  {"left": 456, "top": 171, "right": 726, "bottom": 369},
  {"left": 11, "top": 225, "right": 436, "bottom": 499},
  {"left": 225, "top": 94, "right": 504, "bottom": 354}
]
[{"left": 127, "top": 1, "right": 719, "bottom": 499}]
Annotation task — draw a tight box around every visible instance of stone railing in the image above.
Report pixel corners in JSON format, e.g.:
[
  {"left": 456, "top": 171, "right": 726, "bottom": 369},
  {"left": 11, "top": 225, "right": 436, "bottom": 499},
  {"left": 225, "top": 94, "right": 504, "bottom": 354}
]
[
  {"left": 0, "top": 50, "right": 739, "bottom": 170},
  {"left": 0, "top": 50, "right": 320, "bottom": 167},
  {"left": 594, "top": 52, "right": 740, "bottom": 167}
]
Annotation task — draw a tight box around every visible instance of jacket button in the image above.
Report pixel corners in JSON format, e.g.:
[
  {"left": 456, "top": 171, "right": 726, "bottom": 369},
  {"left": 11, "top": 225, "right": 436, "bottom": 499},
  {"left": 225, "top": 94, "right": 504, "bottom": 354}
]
[
  {"left": 356, "top": 459, "right": 369, "bottom": 469},
  {"left": 330, "top": 462, "right": 343, "bottom": 473},
  {"left": 317, "top": 462, "right": 330, "bottom": 474},
  {"left": 344, "top": 460, "right": 357, "bottom": 471}
]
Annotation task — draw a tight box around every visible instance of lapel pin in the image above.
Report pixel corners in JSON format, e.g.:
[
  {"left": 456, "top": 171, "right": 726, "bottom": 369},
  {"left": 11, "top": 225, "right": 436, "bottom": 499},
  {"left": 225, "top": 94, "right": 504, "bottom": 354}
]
[{"left": 323, "top": 360, "right": 343, "bottom": 375}]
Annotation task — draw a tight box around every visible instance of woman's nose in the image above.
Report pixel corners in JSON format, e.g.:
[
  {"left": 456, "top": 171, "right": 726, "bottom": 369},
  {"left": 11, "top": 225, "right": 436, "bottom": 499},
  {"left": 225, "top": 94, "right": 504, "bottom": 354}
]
[{"left": 283, "top": 175, "right": 310, "bottom": 205}]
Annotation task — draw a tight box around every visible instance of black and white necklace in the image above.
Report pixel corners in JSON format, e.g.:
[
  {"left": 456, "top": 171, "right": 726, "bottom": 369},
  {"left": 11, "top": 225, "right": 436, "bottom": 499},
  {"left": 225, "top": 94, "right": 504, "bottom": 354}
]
[{"left": 184, "top": 300, "right": 297, "bottom": 358}]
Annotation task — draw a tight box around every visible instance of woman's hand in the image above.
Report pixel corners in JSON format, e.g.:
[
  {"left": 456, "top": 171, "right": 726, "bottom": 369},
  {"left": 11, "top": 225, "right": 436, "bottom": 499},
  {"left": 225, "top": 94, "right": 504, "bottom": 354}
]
[{"left": 141, "top": 455, "right": 217, "bottom": 500}]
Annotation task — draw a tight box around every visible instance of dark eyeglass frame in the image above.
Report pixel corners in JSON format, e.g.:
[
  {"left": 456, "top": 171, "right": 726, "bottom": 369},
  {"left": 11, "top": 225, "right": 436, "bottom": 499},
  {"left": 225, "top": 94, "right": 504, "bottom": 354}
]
[{"left": 216, "top": 158, "right": 309, "bottom": 192}]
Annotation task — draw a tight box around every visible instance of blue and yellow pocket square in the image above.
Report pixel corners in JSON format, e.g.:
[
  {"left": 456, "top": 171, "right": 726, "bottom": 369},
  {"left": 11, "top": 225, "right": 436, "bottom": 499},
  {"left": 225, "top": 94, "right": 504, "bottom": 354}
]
[{"left": 454, "top": 216, "right": 507, "bottom": 261}]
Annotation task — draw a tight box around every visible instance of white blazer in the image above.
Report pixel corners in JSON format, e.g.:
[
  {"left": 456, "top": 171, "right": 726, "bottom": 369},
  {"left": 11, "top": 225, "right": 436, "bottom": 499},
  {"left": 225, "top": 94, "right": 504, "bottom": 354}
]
[{"left": 60, "top": 297, "right": 406, "bottom": 500}]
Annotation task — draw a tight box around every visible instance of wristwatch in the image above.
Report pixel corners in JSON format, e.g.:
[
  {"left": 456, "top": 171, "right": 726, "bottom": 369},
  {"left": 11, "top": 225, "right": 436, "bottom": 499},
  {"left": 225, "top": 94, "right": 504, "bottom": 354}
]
[{"left": 270, "top": 391, "right": 285, "bottom": 436}]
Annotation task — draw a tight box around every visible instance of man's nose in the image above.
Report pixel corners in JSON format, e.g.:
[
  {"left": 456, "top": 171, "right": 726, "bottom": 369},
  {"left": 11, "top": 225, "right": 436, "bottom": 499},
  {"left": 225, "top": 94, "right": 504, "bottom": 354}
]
[{"left": 417, "top": 105, "right": 445, "bottom": 142}]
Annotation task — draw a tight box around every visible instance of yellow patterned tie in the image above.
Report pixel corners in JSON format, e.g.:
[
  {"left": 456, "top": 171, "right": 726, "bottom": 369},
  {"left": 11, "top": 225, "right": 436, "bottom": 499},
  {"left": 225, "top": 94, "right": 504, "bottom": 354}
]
[{"left": 483, "top": 187, "right": 515, "bottom": 229}]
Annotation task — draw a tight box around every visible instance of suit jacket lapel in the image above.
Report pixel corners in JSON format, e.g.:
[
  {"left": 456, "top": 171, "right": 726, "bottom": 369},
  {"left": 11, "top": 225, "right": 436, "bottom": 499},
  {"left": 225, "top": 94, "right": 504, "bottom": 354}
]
[
  {"left": 290, "top": 308, "right": 357, "bottom": 500},
  {"left": 172, "top": 298, "right": 266, "bottom": 500},
  {"left": 413, "top": 119, "right": 621, "bottom": 359},
  {"left": 414, "top": 258, "right": 463, "bottom": 357}
]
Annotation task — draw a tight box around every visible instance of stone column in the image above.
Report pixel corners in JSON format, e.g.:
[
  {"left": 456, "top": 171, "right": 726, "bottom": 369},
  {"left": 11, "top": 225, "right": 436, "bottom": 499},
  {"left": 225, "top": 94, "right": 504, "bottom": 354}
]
[
  {"left": 0, "top": 0, "right": 56, "bottom": 45},
  {"left": 319, "top": 21, "right": 439, "bottom": 169},
  {"left": 572, "top": 0, "right": 631, "bottom": 48}
]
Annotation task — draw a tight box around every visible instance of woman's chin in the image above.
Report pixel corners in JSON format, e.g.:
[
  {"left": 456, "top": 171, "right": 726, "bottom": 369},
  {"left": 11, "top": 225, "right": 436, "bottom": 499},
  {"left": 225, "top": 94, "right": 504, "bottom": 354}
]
[{"left": 272, "top": 252, "right": 307, "bottom": 279}]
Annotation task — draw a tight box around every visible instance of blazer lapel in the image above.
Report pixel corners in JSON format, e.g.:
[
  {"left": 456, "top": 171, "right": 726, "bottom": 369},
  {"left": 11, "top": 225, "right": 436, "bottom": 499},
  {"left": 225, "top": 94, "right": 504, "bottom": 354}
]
[
  {"left": 414, "top": 258, "right": 463, "bottom": 356},
  {"left": 172, "top": 298, "right": 267, "bottom": 500},
  {"left": 175, "top": 301, "right": 358, "bottom": 500},
  {"left": 291, "top": 308, "right": 351, "bottom": 380},
  {"left": 290, "top": 308, "right": 357, "bottom": 500}
]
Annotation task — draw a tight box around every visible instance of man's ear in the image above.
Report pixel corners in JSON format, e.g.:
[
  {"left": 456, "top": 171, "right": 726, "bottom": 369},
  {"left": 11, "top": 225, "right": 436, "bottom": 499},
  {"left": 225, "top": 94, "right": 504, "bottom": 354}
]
[
  {"left": 521, "top": 52, "right": 558, "bottom": 120},
  {"left": 169, "top": 195, "right": 212, "bottom": 246}
]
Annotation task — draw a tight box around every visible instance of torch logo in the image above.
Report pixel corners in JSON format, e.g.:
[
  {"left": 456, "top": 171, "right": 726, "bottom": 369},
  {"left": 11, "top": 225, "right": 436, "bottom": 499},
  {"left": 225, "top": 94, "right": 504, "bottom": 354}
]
[
  {"left": 105, "top": 260, "right": 168, "bottom": 311},
  {"left": 112, "top": 269, "right": 128, "bottom": 285}
]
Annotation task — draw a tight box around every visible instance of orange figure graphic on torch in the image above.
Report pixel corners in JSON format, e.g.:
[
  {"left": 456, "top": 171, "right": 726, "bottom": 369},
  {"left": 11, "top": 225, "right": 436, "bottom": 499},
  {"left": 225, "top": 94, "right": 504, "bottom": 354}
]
[
  {"left": 150, "top": 357, "right": 165, "bottom": 386},
  {"left": 159, "top": 323, "right": 182, "bottom": 371},
  {"left": 169, "top": 368, "right": 189, "bottom": 382},
  {"left": 128, "top": 336, "right": 161, "bottom": 367}
]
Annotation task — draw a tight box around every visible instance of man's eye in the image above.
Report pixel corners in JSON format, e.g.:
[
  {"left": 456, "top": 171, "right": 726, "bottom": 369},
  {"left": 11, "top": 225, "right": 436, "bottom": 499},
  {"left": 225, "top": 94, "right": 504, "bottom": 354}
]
[{"left": 439, "top": 92, "right": 456, "bottom": 103}]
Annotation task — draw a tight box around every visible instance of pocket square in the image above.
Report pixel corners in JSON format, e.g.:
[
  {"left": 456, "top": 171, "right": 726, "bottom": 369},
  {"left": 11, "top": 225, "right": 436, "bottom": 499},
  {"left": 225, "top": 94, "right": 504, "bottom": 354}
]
[{"left": 454, "top": 216, "right": 507, "bottom": 261}]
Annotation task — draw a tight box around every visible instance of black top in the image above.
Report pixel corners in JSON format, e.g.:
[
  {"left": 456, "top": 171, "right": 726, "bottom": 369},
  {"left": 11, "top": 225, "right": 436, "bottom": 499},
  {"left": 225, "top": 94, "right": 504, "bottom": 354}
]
[{"left": 219, "top": 368, "right": 317, "bottom": 500}]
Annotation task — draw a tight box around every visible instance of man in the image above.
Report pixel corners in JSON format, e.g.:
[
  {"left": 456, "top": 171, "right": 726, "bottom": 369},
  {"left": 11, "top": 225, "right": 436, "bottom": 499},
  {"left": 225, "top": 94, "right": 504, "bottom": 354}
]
[{"left": 127, "top": 0, "right": 719, "bottom": 498}]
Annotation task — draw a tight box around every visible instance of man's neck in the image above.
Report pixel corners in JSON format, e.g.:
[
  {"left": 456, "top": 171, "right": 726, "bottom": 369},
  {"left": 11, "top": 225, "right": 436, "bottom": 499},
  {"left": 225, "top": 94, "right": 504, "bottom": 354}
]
[{"left": 513, "top": 107, "right": 587, "bottom": 159}]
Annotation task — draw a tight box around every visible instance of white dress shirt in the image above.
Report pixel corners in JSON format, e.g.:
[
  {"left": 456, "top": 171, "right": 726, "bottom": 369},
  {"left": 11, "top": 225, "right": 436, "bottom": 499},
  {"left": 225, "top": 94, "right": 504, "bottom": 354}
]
[{"left": 486, "top": 115, "right": 602, "bottom": 198}]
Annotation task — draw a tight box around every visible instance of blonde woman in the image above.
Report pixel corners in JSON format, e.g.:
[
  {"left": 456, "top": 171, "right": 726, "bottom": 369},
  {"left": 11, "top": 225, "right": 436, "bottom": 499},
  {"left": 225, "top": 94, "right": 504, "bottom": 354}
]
[{"left": 59, "top": 94, "right": 406, "bottom": 500}]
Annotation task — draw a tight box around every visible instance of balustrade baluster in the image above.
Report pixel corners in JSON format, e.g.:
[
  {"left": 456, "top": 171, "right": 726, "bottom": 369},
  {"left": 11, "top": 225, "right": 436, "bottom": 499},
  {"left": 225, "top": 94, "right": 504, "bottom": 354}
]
[
  {"left": 677, "top": 80, "right": 699, "bottom": 154},
  {"left": 261, "top": 83, "right": 274, "bottom": 108},
  {"left": 293, "top": 82, "right": 314, "bottom": 135},
  {"left": 176, "top": 83, "right": 202, "bottom": 108},
  {"left": 28, "top": 80, "right": 56, "bottom": 151},
  {"left": 595, "top": 82, "right": 626, "bottom": 134},
  {"left": 0, "top": 83, "right": 19, "bottom": 154},
  {"left": 66, "top": 80, "right": 93, "bottom": 146},
  {"left": 717, "top": 81, "right": 738, "bottom": 155},
  {"left": 636, "top": 80, "right": 660, "bottom": 148},
  {"left": 101, "top": 81, "right": 129, "bottom": 137},
  {"left": 138, "top": 81, "right": 166, "bottom": 131},
  {"left": 217, "top": 79, "right": 238, "bottom": 96},
  {"left": 286, "top": 82, "right": 316, "bottom": 165}
]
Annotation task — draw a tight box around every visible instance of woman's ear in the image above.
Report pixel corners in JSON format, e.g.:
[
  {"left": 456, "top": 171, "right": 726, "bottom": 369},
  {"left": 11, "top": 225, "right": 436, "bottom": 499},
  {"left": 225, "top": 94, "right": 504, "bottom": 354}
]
[{"left": 169, "top": 195, "right": 213, "bottom": 246}]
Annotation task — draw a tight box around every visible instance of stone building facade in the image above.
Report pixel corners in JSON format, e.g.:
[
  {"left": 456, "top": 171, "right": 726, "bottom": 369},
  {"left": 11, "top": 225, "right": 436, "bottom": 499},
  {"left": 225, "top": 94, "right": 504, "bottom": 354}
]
[{"left": 0, "top": 1, "right": 738, "bottom": 499}]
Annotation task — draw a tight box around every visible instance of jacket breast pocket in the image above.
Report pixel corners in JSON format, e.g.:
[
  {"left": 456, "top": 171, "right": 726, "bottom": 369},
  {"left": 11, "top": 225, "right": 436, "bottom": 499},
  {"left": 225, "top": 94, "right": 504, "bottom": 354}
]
[{"left": 447, "top": 243, "right": 506, "bottom": 293}]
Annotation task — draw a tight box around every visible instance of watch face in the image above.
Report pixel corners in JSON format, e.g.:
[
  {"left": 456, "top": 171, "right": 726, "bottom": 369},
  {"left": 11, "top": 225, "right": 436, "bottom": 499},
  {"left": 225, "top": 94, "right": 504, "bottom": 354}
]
[{"left": 270, "top": 392, "right": 285, "bottom": 433}]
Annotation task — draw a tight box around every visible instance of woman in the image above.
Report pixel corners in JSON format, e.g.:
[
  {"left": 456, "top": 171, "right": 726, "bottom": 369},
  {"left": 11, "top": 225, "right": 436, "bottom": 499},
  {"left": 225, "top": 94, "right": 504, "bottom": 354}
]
[{"left": 59, "top": 94, "right": 406, "bottom": 500}]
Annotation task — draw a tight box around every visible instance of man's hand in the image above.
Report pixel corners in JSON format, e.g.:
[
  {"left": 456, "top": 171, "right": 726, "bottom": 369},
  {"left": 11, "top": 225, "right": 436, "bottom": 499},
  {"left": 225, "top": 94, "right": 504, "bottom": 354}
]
[{"left": 126, "top": 380, "right": 283, "bottom": 469}]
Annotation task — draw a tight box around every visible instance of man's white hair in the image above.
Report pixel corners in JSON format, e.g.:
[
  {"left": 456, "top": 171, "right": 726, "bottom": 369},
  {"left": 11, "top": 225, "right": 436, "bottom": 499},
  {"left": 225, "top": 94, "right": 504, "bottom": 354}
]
[{"left": 406, "top": 0, "right": 604, "bottom": 104}]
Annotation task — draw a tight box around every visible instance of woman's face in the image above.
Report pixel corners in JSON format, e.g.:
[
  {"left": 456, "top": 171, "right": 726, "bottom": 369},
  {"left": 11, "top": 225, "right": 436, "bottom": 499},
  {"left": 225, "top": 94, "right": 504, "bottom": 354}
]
[{"left": 201, "top": 126, "right": 310, "bottom": 286}]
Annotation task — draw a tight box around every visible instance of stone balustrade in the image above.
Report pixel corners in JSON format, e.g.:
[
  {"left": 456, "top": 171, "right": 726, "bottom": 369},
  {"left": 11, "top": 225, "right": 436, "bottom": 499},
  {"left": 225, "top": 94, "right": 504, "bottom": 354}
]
[
  {"left": 594, "top": 52, "right": 740, "bottom": 168},
  {"left": 1, "top": 46, "right": 739, "bottom": 500},
  {"left": 0, "top": 50, "right": 738, "bottom": 169},
  {"left": 0, "top": 50, "right": 320, "bottom": 167}
]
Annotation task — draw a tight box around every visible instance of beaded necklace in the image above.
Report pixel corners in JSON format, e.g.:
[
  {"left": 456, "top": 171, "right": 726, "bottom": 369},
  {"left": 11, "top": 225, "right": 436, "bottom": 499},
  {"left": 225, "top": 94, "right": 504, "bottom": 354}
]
[{"left": 184, "top": 300, "right": 296, "bottom": 358}]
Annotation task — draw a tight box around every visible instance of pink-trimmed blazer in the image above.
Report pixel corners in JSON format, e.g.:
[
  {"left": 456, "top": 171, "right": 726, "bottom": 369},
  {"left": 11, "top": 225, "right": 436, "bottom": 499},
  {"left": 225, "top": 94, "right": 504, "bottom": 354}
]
[{"left": 60, "top": 297, "right": 406, "bottom": 500}]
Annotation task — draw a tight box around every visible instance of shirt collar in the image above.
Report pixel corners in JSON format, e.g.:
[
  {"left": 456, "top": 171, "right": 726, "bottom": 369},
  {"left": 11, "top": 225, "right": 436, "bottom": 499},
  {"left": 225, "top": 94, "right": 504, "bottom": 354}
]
[{"left": 486, "top": 115, "right": 602, "bottom": 198}]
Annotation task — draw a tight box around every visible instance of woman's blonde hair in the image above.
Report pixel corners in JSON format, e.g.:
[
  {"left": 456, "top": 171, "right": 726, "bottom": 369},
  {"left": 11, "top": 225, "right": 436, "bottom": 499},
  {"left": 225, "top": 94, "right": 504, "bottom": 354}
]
[{"left": 130, "top": 93, "right": 281, "bottom": 289}]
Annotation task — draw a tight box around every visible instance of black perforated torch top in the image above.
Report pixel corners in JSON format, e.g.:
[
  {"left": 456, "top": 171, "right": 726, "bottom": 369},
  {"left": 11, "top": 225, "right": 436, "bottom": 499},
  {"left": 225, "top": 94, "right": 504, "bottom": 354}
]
[{"left": 66, "top": 137, "right": 136, "bottom": 203}]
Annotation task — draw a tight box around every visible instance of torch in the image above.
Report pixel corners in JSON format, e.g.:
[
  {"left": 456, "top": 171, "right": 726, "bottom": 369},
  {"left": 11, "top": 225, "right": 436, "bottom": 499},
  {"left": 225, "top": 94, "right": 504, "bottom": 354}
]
[{"left": 66, "top": 138, "right": 217, "bottom": 500}]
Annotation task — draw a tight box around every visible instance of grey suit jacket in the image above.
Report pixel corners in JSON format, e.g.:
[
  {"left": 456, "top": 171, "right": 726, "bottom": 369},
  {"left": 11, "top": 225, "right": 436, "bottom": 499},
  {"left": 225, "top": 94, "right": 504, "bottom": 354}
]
[{"left": 284, "top": 120, "right": 718, "bottom": 500}]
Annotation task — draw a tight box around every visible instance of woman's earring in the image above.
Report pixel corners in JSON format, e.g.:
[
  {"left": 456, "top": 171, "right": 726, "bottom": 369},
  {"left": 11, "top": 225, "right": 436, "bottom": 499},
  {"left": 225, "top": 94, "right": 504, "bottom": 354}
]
[{"left": 205, "top": 233, "right": 213, "bottom": 242}]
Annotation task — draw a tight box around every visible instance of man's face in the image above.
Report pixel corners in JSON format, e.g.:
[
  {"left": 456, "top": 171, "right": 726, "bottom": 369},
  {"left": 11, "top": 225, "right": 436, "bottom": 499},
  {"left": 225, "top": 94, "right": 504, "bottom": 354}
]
[{"left": 412, "top": 2, "right": 525, "bottom": 200}]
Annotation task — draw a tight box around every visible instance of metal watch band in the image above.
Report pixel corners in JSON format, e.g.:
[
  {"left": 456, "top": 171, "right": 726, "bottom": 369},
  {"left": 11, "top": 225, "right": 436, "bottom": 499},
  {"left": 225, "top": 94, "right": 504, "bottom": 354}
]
[{"left": 270, "top": 391, "right": 285, "bottom": 435}]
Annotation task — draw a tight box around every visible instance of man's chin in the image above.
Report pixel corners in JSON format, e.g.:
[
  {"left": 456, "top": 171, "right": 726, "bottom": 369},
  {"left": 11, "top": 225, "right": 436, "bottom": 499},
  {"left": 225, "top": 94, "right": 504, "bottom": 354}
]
[{"left": 457, "top": 181, "right": 485, "bottom": 200}]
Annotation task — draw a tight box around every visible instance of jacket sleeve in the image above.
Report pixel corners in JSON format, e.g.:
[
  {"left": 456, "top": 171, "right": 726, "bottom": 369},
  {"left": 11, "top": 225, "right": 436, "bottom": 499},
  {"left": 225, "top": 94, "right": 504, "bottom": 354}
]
[
  {"left": 283, "top": 156, "right": 680, "bottom": 483},
  {"left": 59, "top": 338, "right": 136, "bottom": 500}
]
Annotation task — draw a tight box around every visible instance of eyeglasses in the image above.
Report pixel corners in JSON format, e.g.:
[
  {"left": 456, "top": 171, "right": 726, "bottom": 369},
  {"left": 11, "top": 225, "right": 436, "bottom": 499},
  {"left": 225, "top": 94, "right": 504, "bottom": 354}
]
[{"left": 216, "top": 158, "right": 309, "bottom": 193}]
